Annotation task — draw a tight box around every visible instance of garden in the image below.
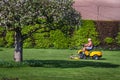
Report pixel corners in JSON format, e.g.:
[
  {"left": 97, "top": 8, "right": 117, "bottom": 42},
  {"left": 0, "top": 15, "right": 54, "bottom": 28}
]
[{"left": 0, "top": 0, "right": 120, "bottom": 80}]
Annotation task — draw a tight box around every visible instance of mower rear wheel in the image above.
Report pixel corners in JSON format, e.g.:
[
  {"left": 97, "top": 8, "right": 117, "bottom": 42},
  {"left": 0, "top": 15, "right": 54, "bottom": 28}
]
[{"left": 92, "top": 55, "right": 99, "bottom": 60}]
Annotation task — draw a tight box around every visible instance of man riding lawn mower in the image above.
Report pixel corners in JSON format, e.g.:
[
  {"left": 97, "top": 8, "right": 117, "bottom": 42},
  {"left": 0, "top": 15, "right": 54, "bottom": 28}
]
[{"left": 70, "top": 38, "right": 102, "bottom": 60}]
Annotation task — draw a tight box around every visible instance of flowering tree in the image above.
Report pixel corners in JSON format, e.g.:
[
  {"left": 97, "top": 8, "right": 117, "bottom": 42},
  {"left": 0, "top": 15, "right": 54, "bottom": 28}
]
[{"left": 0, "top": 0, "right": 81, "bottom": 62}]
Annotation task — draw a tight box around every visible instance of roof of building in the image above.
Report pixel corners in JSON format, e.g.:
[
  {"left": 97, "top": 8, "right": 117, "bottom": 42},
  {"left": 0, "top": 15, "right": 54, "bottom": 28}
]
[{"left": 73, "top": 0, "right": 120, "bottom": 21}]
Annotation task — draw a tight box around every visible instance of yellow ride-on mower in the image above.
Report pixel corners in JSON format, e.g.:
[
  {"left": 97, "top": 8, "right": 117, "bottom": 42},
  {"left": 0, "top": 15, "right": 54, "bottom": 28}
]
[
  {"left": 70, "top": 47, "right": 102, "bottom": 60},
  {"left": 77, "top": 49, "right": 102, "bottom": 60}
]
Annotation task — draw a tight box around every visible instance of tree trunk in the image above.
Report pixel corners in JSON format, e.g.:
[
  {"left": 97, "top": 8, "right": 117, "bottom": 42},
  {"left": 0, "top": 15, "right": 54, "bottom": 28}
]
[{"left": 14, "top": 28, "right": 23, "bottom": 62}]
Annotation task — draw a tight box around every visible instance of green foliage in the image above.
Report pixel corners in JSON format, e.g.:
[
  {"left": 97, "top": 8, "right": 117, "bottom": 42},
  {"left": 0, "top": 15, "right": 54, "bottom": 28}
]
[
  {"left": 0, "top": 0, "right": 81, "bottom": 50},
  {"left": 50, "top": 30, "right": 69, "bottom": 49},
  {"left": 70, "top": 20, "right": 100, "bottom": 48},
  {"left": 115, "top": 32, "right": 120, "bottom": 45},
  {"left": 21, "top": 24, "right": 41, "bottom": 35},
  {"left": 0, "top": 38, "right": 5, "bottom": 47},
  {"left": 104, "top": 37, "right": 114, "bottom": 44},
  {"left": 0, "top": 27, "right": 5, "bottom": 47},
  {"left": 23, "top": 38, "right": 33, "bottom": 48},
  {"left": 1, "top": 20, "right": 101, "bottom": 49},
  {"left": 0, "top": 27, "right": 5, "bottom": 32},
  {"left": 34, "top": 32, "right": 52, "bottom": 48},
  {"left": 5, "top": 31, "right": 14, "bottom": 47}
]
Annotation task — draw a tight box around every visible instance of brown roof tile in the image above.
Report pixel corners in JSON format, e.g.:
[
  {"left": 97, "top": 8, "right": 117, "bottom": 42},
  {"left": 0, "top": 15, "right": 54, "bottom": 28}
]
[{"left": 73, "top": 0, "right": 120, "bottom": 21}]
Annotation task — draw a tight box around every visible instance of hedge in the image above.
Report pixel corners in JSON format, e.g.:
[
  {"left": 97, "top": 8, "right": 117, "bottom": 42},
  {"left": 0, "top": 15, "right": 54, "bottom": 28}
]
[{"left": 2, "top": 20, "right": 119, "bottom": 49}]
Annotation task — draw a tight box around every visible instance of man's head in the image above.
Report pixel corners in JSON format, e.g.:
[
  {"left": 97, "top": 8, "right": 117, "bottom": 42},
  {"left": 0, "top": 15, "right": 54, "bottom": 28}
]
[{"left": 88, "top": 38, "right": 92, "bottom": 41}]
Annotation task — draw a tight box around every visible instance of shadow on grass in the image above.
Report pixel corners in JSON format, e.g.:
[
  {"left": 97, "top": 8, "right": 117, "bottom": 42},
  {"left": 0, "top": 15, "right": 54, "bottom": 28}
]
[
  {"left": 24, "top": 60, "right": 119, "bottom": 68},
  {"left": 99, "top": 58, "right": 106, "bottom": 60},
  {"left": 0, "top": 49, "right": 3, "bottom": 51}
]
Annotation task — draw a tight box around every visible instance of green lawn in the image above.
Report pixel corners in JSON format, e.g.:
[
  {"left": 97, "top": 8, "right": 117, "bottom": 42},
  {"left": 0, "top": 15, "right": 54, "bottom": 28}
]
[{"left": 0, "top": 48, "right": 120, "bottom": 80}]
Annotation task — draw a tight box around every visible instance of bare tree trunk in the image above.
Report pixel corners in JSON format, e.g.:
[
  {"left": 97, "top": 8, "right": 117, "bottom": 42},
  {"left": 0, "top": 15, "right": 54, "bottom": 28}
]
[{"left": 14, "top": 28, "right": 23, "bottom": 62}]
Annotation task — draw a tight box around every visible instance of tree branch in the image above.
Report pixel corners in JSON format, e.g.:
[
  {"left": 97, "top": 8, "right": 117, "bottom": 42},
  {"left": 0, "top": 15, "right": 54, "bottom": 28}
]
[{"left": 22, "top": 24, "right": 45, "bottom": 40}]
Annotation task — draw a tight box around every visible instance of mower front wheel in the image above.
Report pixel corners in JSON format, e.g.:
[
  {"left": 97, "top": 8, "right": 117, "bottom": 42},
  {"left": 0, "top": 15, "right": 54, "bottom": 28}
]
[{"left": 79, "top": 52, "right": 86, "bottom": 59}]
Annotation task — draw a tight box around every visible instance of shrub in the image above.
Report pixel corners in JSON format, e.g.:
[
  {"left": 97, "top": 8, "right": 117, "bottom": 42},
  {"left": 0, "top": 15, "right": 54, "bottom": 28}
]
[
  {"left": 34, "top": 32, "right": 52, "bottom": 48},
  {"left": 5, "top": 31, "right": 14, "bottom": 47},
  {"left": 104, "top": 37, "right": 114, "bottom": 44},
  {"left": 23, "top": 38, "right": 33, "bottom": 48},
  {"left": 0, "top": 38, "right": 5, "bottom": 47},
  {"left": 115, "top": 32, "right": 120, "bottom": 45},
  {"left": 0, "top": 27, "right": 5, "bottom": 33},
  {"left": 0, "top": 27, "right": 5, "bottom": 47},
  {"left": 70, "top": 20, "right": 100, "bottom": 49},
  {"left": 50, "top": 30, "right": 69, "bottom": 49},
  {"left": 22, "top": 24, "right": 40, "bottom": 35}
]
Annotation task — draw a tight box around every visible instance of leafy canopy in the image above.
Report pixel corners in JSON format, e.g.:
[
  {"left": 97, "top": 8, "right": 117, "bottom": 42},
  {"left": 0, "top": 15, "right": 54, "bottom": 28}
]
[{"left": 0, "top": 0, "right": 81, "bottom": 30}]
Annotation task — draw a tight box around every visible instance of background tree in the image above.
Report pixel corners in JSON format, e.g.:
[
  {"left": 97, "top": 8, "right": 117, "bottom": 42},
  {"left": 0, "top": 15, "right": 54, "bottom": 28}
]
[{"left": 0, "top": 0, "right": 81, "bottom": 62}]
